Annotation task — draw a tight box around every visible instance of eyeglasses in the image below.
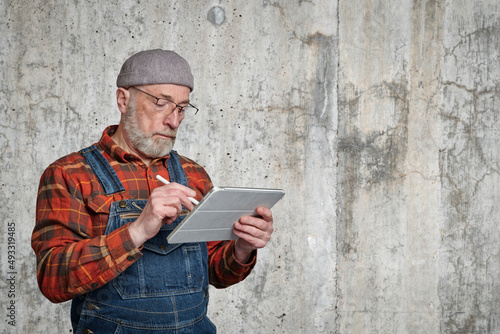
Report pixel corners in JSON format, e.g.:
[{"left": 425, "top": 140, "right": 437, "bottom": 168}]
[{"left": 130, "top": 87, "right": 199, "bottom": 116}]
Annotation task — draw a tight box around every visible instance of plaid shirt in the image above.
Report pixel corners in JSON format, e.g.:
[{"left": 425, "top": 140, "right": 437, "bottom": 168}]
[{"left": 32, "top": 126, "right": 256, "bottom": 303}]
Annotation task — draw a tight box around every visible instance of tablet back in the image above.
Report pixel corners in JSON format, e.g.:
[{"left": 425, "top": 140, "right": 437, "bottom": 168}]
[{"left": 167, "top": 187, "right": 285, "bottom": 243}]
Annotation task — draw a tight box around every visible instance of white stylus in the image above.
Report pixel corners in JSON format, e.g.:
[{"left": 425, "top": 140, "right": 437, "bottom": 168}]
[{"left": 156, "top": 175, "right": 200, "bottom": 205}]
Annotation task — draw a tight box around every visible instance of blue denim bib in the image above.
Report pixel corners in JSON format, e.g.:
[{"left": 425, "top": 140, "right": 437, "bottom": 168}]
[{"left": 71, "top": 145, "right": 216, "bottom": 333}]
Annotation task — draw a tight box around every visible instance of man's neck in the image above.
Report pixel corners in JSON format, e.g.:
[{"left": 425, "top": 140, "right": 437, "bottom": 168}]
[{"left": 111, "top": 125, "right": 153, "bottom": 166}]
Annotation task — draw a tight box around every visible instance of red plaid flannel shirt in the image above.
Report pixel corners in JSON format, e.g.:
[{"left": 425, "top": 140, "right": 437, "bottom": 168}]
[{"left": 32, "top": 126, "right": 256, "bottom": 303}]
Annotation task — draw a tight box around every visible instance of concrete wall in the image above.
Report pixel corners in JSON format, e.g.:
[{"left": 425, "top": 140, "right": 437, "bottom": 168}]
[{"left": 0, "top": 0, "right": 498, "bottom": 333}]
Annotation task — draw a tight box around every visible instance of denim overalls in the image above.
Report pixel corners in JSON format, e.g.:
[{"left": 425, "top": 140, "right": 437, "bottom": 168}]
[{"left": 71, "top": 145, "right": 216, "bottom": 333}]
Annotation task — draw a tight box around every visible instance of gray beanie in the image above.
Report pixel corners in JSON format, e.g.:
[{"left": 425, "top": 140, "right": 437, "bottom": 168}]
[{"left": 116, "top": 49, "right": 194, "bottom": 91}]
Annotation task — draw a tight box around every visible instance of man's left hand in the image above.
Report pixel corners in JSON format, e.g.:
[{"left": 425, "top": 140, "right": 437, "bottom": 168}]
[{"left": 232, "top": 206, "right": 274, "bottom": 263}]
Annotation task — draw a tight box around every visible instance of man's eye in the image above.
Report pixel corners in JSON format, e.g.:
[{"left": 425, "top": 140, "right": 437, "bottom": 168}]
[{"left": 156, "top": 100, "right": 170, "bottom": 108}]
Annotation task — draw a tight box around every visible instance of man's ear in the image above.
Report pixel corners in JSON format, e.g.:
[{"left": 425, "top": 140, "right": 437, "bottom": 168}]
[{"left": 116, "top": 87, "right": 131, "bottom": 114}]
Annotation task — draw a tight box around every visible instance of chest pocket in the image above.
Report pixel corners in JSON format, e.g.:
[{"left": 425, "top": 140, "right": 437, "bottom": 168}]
[{"left": 106, "top": 200, "right": 207, "bottom": 299}]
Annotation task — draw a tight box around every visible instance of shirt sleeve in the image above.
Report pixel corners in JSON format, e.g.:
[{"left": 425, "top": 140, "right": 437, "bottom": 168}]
[
  {"left": 207, "top": 240, "right": 257, "bottom": 288},
  {"left": 31, "top": 162, "right": 142, "bottom": 303}
]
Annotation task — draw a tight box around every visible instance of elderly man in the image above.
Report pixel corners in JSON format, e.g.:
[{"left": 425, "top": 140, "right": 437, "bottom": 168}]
[{"left": 32, "top": 49, "right": 274, "bottom": 333}]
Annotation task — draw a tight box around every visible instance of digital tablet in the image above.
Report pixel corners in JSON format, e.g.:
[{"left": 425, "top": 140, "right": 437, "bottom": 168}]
[{"left": 167, "top": 186, "right": 285, "bottom": 244}]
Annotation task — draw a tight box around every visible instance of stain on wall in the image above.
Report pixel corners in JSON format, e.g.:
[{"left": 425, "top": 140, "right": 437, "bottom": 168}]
[{"left": 438, "top": 6, "right": 500, "bottom": 332}]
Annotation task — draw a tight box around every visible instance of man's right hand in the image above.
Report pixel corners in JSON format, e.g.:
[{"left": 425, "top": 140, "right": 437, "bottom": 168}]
[{"left": 128, "top": 182, "right": 196, "bottom": 247}]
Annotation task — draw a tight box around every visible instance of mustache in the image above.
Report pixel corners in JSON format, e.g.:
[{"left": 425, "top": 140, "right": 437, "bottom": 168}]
[{"left": 150, "top": 130, "right": 177, "bottom": 138}]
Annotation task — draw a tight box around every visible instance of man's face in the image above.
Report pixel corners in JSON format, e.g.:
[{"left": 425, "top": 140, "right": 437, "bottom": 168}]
[{"left": 123, "top": 84, "right": 191, "bottom": 159}]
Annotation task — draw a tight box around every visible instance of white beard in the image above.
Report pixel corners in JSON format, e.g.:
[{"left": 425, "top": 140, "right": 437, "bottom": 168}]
[{"left": 123, "top": 99, "right": 176, "bottom": 158}]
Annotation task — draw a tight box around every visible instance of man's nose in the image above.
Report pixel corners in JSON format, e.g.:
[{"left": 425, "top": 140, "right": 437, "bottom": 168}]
[{"left": 164, "top": 108, "right": 182, "bottom": 129}]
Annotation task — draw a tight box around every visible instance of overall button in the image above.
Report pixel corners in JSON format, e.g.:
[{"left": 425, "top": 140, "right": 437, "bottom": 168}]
[
  {"left": 83, "top": 329, "right": 94, "bottom": 334},
  {"left": 86, "top": 303, "right": 98, "bottom": 311},
  {"left": 160, "top": 245, "right": 166, "bottom": 250},
  {"left": 119, "top": 200, "right": 127, "bottom": 208},
  {"left": 127, "top": 256, "right": 134, "bottom": 261}
]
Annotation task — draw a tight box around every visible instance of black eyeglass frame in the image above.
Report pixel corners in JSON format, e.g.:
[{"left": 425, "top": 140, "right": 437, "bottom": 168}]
[{"left": 130, "top": 86, "right": 199, "bottom": 115}]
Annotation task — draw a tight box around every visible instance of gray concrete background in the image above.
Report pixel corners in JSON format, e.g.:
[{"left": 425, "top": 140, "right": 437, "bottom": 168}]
[{"left": 0, "top": 0, "right": 498, "bottom": 333}]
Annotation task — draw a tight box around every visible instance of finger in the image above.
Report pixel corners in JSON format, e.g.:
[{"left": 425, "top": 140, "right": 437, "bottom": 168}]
[
  {"left": 161, "top": 190, "right": 195, "bottom": 211},
  {"left": 152, "top": 185, "right": 196, "bottom": 211},
  {"left": 255, "top": 206, "right": 273, "bottom": 223},
  {"left": 233, "top": 226, "right": 269, "bottom": 249},
  {"left": 155, "top": 179, "right": 196, "bottom": 194},
  {"left": 234, "top": 221, "right": 272, "bottom": 241},
  {"left": 148, "top": 192, "right": 191, "bottom": 223},
  {"left": 239, "top": 216, "right": 273, "bottom": 234}
]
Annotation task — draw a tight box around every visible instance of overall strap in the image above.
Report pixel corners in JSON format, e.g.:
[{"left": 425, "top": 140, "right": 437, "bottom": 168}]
[
  {"left": 166, "top": 150, "right": 188, "bottom": 187},
  {"left": 80, "top": 145, "right": 125, "bottom": 195}
]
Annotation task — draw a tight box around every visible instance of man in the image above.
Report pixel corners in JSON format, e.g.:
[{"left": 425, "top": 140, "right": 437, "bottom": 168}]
[{"left": 32, "top": 49, "right": 274, "bottom": 333}]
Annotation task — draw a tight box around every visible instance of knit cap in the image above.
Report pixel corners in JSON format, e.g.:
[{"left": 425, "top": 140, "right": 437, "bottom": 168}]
[{"left": 116, "top": 49, "right": 194, "bottom": 91}]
